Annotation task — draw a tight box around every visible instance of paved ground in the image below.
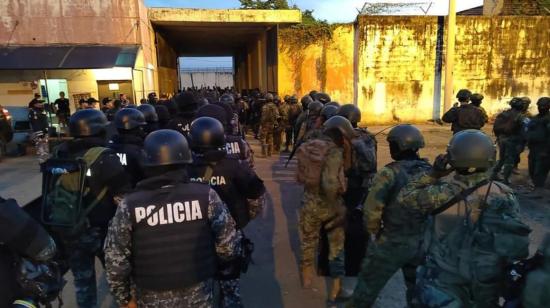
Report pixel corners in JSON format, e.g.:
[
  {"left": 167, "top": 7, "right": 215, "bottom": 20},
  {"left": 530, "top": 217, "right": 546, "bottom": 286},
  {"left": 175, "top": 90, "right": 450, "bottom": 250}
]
[{"left": 1, "top": 123, "right": 549, "bottom": 308}]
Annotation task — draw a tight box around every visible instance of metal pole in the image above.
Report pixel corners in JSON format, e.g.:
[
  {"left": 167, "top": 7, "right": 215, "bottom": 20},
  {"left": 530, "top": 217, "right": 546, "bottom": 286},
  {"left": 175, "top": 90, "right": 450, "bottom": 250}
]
[
  {"left": 43, "top": 70, "right": 53, "bottom": 128},
  {"left": 443, "top": 0, "right": 456, "bottom": 112}
]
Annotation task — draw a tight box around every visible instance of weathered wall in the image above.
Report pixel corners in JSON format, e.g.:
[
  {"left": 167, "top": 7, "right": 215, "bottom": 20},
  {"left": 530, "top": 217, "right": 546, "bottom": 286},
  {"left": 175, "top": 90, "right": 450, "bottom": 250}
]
[
  {"left": 278, "top": 25, "right": 355, "bottom": 103},
  {"left": 180, "top": 72, "right": 234, "bottom": 89},
  {"left": 484, "top": 0, "right": 550, "bottom": 16}
]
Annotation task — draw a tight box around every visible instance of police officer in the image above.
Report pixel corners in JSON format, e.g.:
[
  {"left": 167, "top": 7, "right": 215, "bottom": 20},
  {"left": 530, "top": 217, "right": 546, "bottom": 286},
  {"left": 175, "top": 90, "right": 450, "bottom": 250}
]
[
  {"left": 259, "top": 93, "right": 280, "bottom": 157},
  {"left": 109, "top": 108, "right": 147, "bottom": 187},
  {"left": 166, "top": 91, "right": 198, "bottom": 137},
  {"left": 0, "top": 196, "right": 57, "bottom": 307},
  {"left": 187, "top": 117, "right": 266, "bottom": 308},
  {"left": 196, "top": 104, "right": 255, "bottom": 169},
  {"left": 219, "top": 94, "right": 240, "bottom": 136},
  {"left": 526, "top": 97, "right": 550, "bottom": 189},
  {"left": 154, "top": 104, "right": 170, "bottom": 130},
  {"left": 299, "top": 116, "right": 353, "bottom": 302},
  {"left": 314, "top": 92, "right": 331, "bottom": 104},
  {"left": 396, "top": 130, "right": 531, "bottom": 307},
  {"left": 442, "top": 89, "right": 486, "bottom": 134},
  {"left": 348, "top": 125, "right": 431, "bottom": 308},
  {"left": 493, "top": 97, "right": 527, "bottom": 184},
  {"left": 54, "top": 109, "right": 131, "bottom": 308},
  {"left": 137, "top": 103, "right": 159, "bottom": 134},
  {"left": 104, "top": 129, "right": 240, "bottom": 308},
  {"left": 286, "top": 95, "right": 301, "bottom": 152}
]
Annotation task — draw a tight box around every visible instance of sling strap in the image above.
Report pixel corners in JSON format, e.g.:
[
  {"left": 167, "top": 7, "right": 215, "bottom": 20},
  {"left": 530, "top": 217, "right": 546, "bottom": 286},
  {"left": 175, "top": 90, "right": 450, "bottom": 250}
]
[{"left": 431, "top": 179, "right": 490, "bottom": 216}]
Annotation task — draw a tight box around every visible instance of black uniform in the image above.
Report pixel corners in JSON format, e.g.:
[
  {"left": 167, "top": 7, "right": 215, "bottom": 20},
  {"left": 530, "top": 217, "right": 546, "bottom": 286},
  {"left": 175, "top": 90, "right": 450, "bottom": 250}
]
[
  {"left": 166, "top": 115, "right": 193, "bottom": 138},
  {"left": 108, "top": 133, "right": 145, "bottom": 187}
]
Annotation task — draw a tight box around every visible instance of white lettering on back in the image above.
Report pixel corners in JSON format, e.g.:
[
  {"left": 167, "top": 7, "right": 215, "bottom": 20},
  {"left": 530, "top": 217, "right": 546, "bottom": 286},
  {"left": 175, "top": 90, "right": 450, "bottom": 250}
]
[
  {"left": 135, "top": 200, "right": 203, "bottom": 226},
  {"left": 116, "top": 153, "right": 127, "bottom": 166}
]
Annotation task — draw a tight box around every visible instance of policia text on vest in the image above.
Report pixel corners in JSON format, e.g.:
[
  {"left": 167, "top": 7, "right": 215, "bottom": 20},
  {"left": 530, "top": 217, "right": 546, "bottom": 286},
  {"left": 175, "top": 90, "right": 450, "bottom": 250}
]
[{"left": 134, "top": 201, "right": 204, "bottom": 227}]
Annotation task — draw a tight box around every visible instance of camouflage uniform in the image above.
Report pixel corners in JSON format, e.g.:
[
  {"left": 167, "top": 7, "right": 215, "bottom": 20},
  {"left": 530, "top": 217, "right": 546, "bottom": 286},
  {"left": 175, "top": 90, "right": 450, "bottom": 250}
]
[
  {"left": 442, "top": 103, "right": 486, "bottom": 134},
  {"left": 104, "top": 189, "right": 240, "bottom": 307},
  {"left": 526, "top": 112, "right": 550, "bottom": 187},
  {"left": 286, "top": 101, "right": 302, "bottom": 150},
  {"left": 276, "top": 102, "right": 290, "bottom": 152},
  {"left": 348, "top": 159, "right": 431, "bottom": 308},
  {"left": 396, "top": 172, "right": 531, "bottom": 307},
  {"left": 493, "top": 110, "right": 526, "bottom": 183},
  {"left": 259, "top": 102, "right": 280, "bottom": 156},
  {"left": 299, "top": 136, "right": 347, "bottom": 277}
]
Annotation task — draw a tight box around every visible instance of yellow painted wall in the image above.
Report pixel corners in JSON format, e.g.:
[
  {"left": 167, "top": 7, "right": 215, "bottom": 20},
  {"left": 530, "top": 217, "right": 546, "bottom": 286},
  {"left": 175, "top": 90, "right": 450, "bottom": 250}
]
[{"left": 278, "top": 24, "right": 355, "bottom": 103}]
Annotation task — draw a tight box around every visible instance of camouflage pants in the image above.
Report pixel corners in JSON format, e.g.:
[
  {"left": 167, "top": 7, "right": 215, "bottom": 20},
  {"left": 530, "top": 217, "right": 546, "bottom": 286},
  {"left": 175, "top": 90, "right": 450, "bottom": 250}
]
[
  {"left": 415, "top": 264, "right": 501, "bottom": 308},
  {"left": 273, "top": 128, "right": 283, "bottom": 151},
  {"left": 136, "top": 280, "right": 214, "bottom": 308},
  {"left": 299, "top": 194, "right": 345, "bottom": 277},
  {"left": 219, "top": 279, "right": 243, "bottom": 308},
  {"left": 260, "top": 125, "right": 274, "bottom": 149},
  {"left": 528, "top": 145, "right": 550, "bottom": 187},
  {"left": 65, "top": 228, "right": 105, "bottom": 308},
  {"left": 494, "top": 138, "right": 523, "bottom": 182},
  {"left": 348, "top": 236, "right": 421, "bottom": 308}
]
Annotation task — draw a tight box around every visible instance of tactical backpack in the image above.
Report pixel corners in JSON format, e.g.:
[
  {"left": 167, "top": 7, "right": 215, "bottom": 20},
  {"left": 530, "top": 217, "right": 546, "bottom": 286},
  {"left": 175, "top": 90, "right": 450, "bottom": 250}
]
[
  {"left": 457, "top": 105, "right": 485, "bottom": 130},
  {"left": 40, "top": 147, "right": 109, "bottom": 236},
  {"left": 296, "top": 139, "right": 345, "bottom": 192},
  {"left": 494, "top": 110, "right": 521, "bottom": 136}
]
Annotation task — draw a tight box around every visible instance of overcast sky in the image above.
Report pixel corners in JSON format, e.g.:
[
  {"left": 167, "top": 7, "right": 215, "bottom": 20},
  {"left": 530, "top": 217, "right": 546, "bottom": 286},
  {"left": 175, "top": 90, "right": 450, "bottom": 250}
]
[{"left": 145, "top": 0, "right": 484, "bottom": 69}]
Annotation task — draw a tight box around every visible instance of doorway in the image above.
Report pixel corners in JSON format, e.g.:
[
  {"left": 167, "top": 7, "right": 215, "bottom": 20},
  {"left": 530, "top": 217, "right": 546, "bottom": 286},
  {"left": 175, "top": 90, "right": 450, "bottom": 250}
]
[{"left": 97, "top": 81, "right": 133, "bottom": 103}]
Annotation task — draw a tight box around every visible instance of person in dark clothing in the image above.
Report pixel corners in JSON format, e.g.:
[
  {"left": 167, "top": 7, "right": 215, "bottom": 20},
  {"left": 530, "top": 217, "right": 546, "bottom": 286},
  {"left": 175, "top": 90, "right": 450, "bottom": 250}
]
[
  {"left": 101, "top": 98, "right": 117, "bottom": 121},
  {"left": 52, "top": 109, "right": 131, "bottom": 308},
  {"left": 28, "top": 93, "right": 48, "bottom": 133},
  {"left": 137, "top": 104, "right": 159, "bottom": 134},
  {"left": 442, "top": 89, "right": 486, "bottom": 134},
  {"left": 166, "top": 91, "right": 198, "bottom": 138},
  {"left": 154, "top": 104, "right": 170, "bottom": 129},
  {"left": 54, "top": 91, "right": 71, "bottom": 127},
  {"left": 108, "top": 108, "right": 147, "bottom": 187}
]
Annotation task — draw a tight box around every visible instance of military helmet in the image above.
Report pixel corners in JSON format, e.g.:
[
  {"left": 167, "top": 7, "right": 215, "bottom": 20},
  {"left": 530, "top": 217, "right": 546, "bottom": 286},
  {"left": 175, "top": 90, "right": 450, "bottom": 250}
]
[
  {"left": 309, "top": 90, "right": 318, "bottom": 99},
  {"left": 190, "top": 117, "right": 226, "bottom": 153},
  {"left": 219, "top": 93, "right": 235, "bottom": 105},
  {"left": 143, "top": 129, "right": 192, "bottom": 166},
  {"left": 509, "top": 97, "right": 524, "bottom": 109},
  {"left": 114, "top": 108, "right": 147, "bottom": 130},
  {"left": 536, "top": 97, "right": 550, "bottom": 108},
  {"left": 284, "top": 95, "right": 290, "bottom": 102},
  {"left": 456, "top": 89, "right": 472, "bottom": 101},
  {"left": 137, "top": 104, "right": 159, "bottom": 123},
  {"left": 307, "top": 101, "right": 324, "bottom": 117},
  {"left": 301, "top": 95, "right": 313, "bottom": 110},
  {"left": 325, "top": 101, "right": 340, "bottom": 108},
  {"left": 521, "top": 97, "right": 531, "bottom": 105},
  {"left": 322, "top": 116, "right": 355, "bottom": 140},
  {"left": 387, "top": 124, "right": 425, "bottom": 152},
  {"left": 470, "top": 93, "right": 484, "bottom": 104},
  {"left": 314, "top": 92, "right": 331, "bottom": 104},
  {"left": 289, "top": 95, "right": 298, "bottom": 104},
  {"left": 337, "top": 104, "right": 361, "bottom": 125},
  {"left": 447, "top": 129, "right": 496, "bottom": 169},
  {"left": 197, "top": 97, "right": 209, "bottom": 109},
  {"left": 265, "top": 93, "right": 274, "bottom": 102},
  {"left": 321, "top": 105, "right": 339, "bottom": 121},
  {"left": 196, "top": 104, "right": 228, "bottom": 127},
  {"left": 172, "top": 91, "right": 198, "bottom": 114},
  {"left": 69, "top": 109, "right": 108, "bottom": 137}
]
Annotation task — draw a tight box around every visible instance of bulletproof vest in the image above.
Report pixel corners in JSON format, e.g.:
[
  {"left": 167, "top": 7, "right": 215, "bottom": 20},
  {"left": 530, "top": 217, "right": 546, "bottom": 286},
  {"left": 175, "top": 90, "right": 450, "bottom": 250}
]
[
  {"left": 348, "top": 129, "right": 377, "bottom": 188},
  {"left": 166, "top": 116, "right": 193, "bottom": 137},
  {"left": 456, "top": 104, "right": 485, "bottom": 131},
  {"left": 126, "top": 178, "right": 216, "bottom": 291},
  {"left": 225, "top": 135, "right": 248, "bottom": 162},
  {"left": 187, "top": 158, "right": 253, "bottom": 229},
  {"left": 108, "top": 134, "right": 144, "bottom": 186},
  {"left": 0, "top": 198, "right": 52, "bottom": 258},
  {"left": 381, "top": 159, "right": 432, "bottom": 235}
]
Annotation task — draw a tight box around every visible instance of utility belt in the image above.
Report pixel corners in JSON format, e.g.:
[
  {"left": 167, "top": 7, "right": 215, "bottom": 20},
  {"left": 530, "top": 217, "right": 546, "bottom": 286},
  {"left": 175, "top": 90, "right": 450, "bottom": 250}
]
[{"left": 217, "top": 233, "right": 255, "bottom": 281}]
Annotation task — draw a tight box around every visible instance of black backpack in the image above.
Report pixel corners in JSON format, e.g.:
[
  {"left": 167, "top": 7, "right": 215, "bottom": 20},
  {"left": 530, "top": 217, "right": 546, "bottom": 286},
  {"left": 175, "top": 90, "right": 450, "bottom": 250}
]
[{"left": 494, "top": 110, "right": 521, "bottom": 136}]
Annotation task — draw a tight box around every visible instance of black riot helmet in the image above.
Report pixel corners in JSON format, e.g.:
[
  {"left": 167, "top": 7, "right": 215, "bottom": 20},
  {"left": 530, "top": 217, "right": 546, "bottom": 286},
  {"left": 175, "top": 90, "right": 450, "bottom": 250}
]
[
  {"left": 196, "top": 104, "right": 228, "bottom": 127},
  {"left": 301, "top": 95, "right": 313, "bottom": 111},
  {"left": 322, "top": 115, "right": 355, "bottom": 141},
  {"left": 326, "top": 101, "right": 340, "bottom": 108},
  {"left": 321, "top": 105, "right": 339, "bottom": 122},
  {"left": 114, "top": 108, "right": 147, "bottom": 130},
  {"left": 69, "top": 109, "right": 108, "bottom": 137},
  {"left": 456, "top": 89, "right": 472, "bottom": 103},
  {"left": 137, "top": 104, "right": 159, "bottom": 123},
  {"left": 172, "top": 91, "right": 198, "bottom": 115},
  {"left": 314, "top": 92, "right": 331, "bottom": 104},
  {"left": 447, "top": 129, "right": 496, "bottom": 170},
  {"left": 509, "top": 97, "right": 524, "bottom": 110},
  {"left": 337, "top": 104, "right": 361, "bottom": 127},
  {"left": 537, "top": 97, "right": 550, "bottom": 109},
  {"left": 387, "top": 124, "right": 425, "bottom": 154},
  {"left": 289, "top": 95, "right": 298, "bottom": 104},
  {"left": 220, "top": 93, "right": 235, "bottom": 105},
  {"left": 154, "top": 104, "right": 170, "bottom": 126},
  {"left": 190, "top": 117, "right": 226, "bottom": 154},
  {"left": 308, "top": 101, "right": 324, "bottom": 117},
  {"left": 143, "top": 129, "right": 192, "bottom": 166},
  {"left": 470, "top": 93, "right": 484, "bottom": 106},
  {"left": 309, "top": 90, "right": 318, "bottom": 99}
]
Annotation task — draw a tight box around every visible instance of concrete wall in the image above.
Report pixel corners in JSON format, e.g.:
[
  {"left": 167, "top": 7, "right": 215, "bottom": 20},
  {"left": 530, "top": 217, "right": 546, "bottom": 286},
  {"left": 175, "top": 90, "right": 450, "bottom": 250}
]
[
  {"left": 278, "top": 25, "right": 355, "bottom": 104},
  {"left": 484, "top": 0, "right": 550, "bottom": 16},
  {"left": 180, "top": 72, "right": 234, "bottom": 89},
  {"left": 279, "top": 17, "right": 550, "bottom": 124}
]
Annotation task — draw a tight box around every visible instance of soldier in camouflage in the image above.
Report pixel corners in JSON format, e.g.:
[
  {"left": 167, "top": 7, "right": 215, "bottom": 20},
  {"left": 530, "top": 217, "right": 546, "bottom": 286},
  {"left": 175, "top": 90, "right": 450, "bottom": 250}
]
[
  {"left": 299, "top": 116, "right": 354, "bottom": 302},
  {"left": 259, "top": 93, "right": 280, "bottom": 157},
  {"left": 286, "top": 95, "right": 302, "bottom": 152},
  {"left": 348, "top": 124, "right": 431, "bottom": 308},
  {"left": 104, "top": 130, "right": 240, "bottom": 308},
  {"left": 277, "top": 95, "right": 290, "bottom": 152},
  {"left": 396, "top": 130, "right": 531, "bottom": 307},
  {"left": 526, "top": 97, "right": 550, "bottom": 188},
  {"left": 470, "top": 93, "right": 488, "bottom": 124}
]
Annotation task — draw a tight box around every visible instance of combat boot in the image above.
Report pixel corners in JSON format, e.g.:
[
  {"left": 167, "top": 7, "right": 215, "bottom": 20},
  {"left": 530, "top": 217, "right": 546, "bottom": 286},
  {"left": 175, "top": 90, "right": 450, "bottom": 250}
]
[
  {"left": 301, "top": 265, "right": 314, "bottom": 288},
  {"left": 328, "top": 277, "right": 342, "bottom": 302}
]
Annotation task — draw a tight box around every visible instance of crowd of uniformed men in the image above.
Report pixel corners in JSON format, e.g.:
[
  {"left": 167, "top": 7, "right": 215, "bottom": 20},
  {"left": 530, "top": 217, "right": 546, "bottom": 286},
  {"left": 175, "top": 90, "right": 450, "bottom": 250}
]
[{"left": 1, "top": 87, "right": 550, "bottom": 308}]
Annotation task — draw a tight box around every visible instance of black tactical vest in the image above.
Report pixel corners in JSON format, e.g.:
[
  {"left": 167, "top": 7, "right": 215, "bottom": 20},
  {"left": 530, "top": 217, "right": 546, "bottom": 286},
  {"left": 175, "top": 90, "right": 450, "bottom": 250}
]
[
  {"left": 188, "top": 158, "right": 253, "bottom": 229},
  {"left": 381, "top": 159, "right": 432, "bottom": 235},
  {"left": 225, "top": 135, "right": 248, "bottom": 161},
  {"left": 126, "top": 178, "right": 216, "bottom": 291},
  {"left": 108, "top": 134, "right": 144, "bottom": 186},
  {"left": 166, "top": 116, "right": 193, "bottom": 137}
]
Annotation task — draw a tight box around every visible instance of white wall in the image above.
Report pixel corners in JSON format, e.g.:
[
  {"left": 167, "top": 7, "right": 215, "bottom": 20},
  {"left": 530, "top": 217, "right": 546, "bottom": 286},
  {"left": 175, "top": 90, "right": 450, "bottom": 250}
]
[{"left": 180, "top": 72, "right": 234, "bottom": 89}]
